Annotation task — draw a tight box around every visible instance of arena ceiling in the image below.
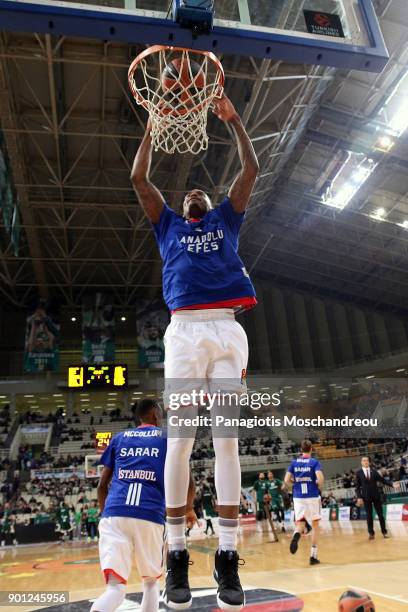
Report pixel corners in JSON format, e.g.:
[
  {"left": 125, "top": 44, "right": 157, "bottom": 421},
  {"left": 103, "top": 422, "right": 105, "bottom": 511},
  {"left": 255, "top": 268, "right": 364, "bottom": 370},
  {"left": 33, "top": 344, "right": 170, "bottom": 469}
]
[{"left": 0, "top": 0, "right": 407, "bottom": 315}]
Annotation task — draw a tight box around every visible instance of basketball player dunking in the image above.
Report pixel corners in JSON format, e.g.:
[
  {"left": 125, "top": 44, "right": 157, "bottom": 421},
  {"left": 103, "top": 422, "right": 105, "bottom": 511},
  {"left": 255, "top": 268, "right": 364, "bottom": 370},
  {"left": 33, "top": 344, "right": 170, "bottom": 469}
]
[
  {"left": 284, "top": 439, "right": 324, "bottom": 566},
  {"left": 132, "top": 94, "right": 259, "bottom": 610}
]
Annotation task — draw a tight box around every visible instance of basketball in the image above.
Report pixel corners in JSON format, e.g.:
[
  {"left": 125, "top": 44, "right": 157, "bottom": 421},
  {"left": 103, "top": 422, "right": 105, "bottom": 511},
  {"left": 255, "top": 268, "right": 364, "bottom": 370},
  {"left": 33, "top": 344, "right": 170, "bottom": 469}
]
[
  {"left": 161, "top": 57, "right": 206, "bottom": 103},
  {"left": 338, "top": 590, "right": 375, "bottom": 611}
]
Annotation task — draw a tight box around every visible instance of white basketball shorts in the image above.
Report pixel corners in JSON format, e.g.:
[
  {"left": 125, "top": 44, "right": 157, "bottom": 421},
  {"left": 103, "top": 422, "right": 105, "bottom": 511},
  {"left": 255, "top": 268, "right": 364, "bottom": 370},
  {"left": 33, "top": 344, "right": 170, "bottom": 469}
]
[
  {"left": 293, "top": 497, "right": 322, "bottom": 523},
  {"left": 98, "top": 516, "right": 165, "bottom": 583},
  {"left": 164, "top": 309, "right": 248, "bottom": 402}
]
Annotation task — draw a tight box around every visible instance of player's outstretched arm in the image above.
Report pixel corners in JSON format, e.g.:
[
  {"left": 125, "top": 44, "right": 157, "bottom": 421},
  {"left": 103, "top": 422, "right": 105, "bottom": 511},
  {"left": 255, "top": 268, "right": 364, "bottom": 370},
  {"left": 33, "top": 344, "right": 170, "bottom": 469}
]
[
  {"left": 131, "top": 121, "right": 165, "bottom": 224},
  {"left": 213, "top": 95, "right": 259, "bottom": 213}
]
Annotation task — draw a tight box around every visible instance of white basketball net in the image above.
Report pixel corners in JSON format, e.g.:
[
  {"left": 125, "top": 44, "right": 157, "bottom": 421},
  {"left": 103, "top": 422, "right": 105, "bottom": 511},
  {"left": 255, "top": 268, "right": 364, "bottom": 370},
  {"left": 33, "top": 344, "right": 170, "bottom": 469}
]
[{"left": 128, "top": 47, "right": 224, "bottom": 155}]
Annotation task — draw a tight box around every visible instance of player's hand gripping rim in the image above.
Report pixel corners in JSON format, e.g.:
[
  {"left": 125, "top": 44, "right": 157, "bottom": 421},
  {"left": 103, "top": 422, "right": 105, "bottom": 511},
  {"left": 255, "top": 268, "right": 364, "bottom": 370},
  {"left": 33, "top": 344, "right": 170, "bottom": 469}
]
[{"left": 212, "top": 94, "right": 239, "bottom": 122}]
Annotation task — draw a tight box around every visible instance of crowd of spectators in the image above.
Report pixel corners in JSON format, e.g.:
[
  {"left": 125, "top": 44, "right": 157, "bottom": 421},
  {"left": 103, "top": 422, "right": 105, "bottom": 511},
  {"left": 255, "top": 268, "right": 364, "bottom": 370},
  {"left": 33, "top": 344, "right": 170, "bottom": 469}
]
[
  {"left": 23, "top": 475, "right": 98, "bottom": 510},
  {"left": 0, "top": 457, "right": 12, "bottom": 472},
  {"left": 16, "top": 446, "right": 85, "bottom": 471},
  {"left": 0, "top": 497, "right": 101, "bottom": 545},
  {"left": 0, "top": 471, "right": 100, "bottom": 545},
  {"left": 158, "top": 432, "right": 406, "bottom": 464},
  {"left": 19, "top": 409, "right": 60, "bottom": 424},
  {"left": 0, "top": 473, "right": 19, "bottom": 503},
  {"left": 188, "top": 435, "right": 286, "bottom": 461},
  {"left": 54, "top": 409, "right": 134, "bottom": 449},
  {"left": 321, "top": 438, "right": 408, "bottom": 510},
  {"left": 0, "top": 405, "right": 11, "bottom": 443},
  {"left": 239, "top": 435, "right": 283, "bottom": 456}
]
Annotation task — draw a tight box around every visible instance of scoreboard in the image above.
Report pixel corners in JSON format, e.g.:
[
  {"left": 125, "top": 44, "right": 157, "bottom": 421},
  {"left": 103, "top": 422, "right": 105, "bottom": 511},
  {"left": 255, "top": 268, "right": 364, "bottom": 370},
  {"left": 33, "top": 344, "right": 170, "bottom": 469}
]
[{"left": 67, "top": 364, "right": 128, "bottom": 389}]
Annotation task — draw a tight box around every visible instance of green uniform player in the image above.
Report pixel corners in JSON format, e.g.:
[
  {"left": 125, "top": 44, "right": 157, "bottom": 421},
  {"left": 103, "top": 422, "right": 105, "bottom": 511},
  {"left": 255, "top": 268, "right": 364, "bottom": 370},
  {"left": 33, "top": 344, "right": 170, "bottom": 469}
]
[
  {"left": 202, "top": 487, "right": 216, "bottom": 536},
  {"left": 267, "top": 471, "right": 285, "bottom": 532},
  {"left": 202, "top": 488, "right": 217, "bottom": 518},
  {"left": 73, "top": 508, "right": 82, "bottom": 539},
  {"left": 0, "top": 515, "right": 17, "bottom": 546},
  {"left": 56, "top": 503, "right": 73, "bottom": 541},
  {"left": 252, "top": 472, "right": 270, "bottom": 531},
  {"left": 86, "top": 502, "right": 99, "bottom": 542}
]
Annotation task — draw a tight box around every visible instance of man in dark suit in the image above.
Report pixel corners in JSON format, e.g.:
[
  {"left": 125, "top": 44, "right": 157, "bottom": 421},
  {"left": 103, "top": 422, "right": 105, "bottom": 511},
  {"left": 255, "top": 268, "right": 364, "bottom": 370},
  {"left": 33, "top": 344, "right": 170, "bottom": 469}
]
[{"left": 355, "top": 456, "right": 396, "bottom": 539}]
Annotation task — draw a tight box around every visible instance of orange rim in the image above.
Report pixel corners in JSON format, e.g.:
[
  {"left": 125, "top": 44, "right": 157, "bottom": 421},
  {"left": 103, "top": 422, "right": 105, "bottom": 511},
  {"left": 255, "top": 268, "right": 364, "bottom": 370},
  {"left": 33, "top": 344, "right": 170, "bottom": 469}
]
[{"left": 128, "top": 45, "right": 225, "bottom": 116}]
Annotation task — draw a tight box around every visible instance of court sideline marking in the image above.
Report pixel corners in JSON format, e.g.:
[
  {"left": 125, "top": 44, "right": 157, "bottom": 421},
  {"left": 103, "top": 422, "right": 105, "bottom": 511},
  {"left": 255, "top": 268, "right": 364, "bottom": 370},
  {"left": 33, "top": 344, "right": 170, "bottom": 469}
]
[{"left": 348, "top": 586, "right": 408, "bottom": 605}]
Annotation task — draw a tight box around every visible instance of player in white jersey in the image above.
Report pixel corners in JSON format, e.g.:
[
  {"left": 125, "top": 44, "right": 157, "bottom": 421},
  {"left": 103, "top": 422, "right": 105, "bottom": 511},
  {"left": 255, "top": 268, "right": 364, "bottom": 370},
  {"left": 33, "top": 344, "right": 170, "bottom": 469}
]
[{"left": 284, "top": 439, "right": 324, "bottom": 566}]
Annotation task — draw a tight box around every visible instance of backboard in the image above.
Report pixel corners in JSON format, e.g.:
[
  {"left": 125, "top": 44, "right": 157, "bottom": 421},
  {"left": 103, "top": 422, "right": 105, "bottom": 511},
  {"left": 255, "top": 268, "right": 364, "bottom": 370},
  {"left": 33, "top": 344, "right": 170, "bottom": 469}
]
[
  {"left": 0, "top": 0, "right": 388, "bottom": 72},
  {"left": 85, "top": 454, "right": 103, "bottom": 478}
]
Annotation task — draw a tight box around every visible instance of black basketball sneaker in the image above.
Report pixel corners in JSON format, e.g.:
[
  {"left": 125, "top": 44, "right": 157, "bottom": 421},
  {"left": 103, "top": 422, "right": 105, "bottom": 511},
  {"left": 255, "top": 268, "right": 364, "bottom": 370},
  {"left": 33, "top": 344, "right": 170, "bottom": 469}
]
[
  {"left": 309, "top": 556, "right": 321, "bottom": 565},
  {"left": 163, "top": 549, "right": 192, "bottom": 610},
  {"left": 214, "top": 550, "right": 245, "bottom": 610},
  {"left": 290, "top": 531, "right": 301, "bottom": 554}
]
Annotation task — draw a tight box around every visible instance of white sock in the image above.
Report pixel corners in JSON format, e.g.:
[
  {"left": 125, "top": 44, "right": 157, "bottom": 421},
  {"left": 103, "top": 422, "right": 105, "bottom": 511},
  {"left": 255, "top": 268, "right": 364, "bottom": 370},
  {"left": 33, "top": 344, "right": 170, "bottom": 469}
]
[
  {"left": 311, "top": 544, "right": 318, "bottom": 559},
  {"left": 218, "top": 517, "right": 239, "bottom": 552},
  {"left": 167, "top": 516, "right": 186, "bottom": 552},
  {"left": 140, "top": 579, "right": 159, "bottom": 612},
  {"left": 90, "top": 576, "right": 126, "bottom": 612}
]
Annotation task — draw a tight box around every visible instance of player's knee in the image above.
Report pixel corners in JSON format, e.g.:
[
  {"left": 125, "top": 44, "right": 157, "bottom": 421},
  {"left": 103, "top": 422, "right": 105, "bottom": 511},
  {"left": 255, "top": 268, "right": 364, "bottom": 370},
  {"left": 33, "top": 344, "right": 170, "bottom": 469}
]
[
  {"left": 213, "top": 437, "right": 239, "bottom": 458},
  {"left": 167, "top": 436, "right": 194, "bottom": 460},
  {"left": 90, "top": 579, "right": 126, "bottom": 612},
  {"left": 107, "top": 583, "right": 126, "bottom": 609},
  {"left": 141, "top": 578, "right": 160, "bottom": 612}
]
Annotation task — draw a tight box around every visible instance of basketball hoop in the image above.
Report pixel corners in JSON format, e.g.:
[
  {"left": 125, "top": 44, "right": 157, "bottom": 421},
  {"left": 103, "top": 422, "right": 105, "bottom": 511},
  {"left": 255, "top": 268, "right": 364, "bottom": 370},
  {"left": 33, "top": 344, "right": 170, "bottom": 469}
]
[{"left": 128, "top": 45, "right": 224, "bottom": 155}]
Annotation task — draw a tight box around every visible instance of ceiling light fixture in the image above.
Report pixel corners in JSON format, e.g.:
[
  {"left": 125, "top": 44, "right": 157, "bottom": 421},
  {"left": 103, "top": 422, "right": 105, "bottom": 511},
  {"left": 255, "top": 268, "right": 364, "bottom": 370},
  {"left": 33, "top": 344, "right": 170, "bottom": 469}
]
[
  {"left": 376, "top": 134, "right": 394, "bottom": 151},
  {"left": 323, "top": 158, "right": 377, "bottom": 210},
  {"left": 378, "top": 70, "right": 408, "bottom": 136}
]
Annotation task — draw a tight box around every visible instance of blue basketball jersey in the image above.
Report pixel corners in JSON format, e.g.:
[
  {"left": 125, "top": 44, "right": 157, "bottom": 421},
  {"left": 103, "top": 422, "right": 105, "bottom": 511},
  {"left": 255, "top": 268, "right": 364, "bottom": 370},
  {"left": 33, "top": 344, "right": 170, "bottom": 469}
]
[
  {"left": 153, "top": 197, "right": 256, "bottom": 311},
  {"left": 100, "top": 426, "right": 166, "bottom": 525},
  {"left": 287, "top": 455, "right": 322, "bottom": 499}
]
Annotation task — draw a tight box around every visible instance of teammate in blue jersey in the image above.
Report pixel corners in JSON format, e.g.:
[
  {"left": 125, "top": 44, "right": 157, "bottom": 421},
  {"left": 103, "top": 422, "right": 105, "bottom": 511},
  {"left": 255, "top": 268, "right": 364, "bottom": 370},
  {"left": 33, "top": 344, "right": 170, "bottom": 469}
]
[
  {"left": 131, "top": 95, "right": 259, "bottom": 611},
  {"left": 91, "top": 399, "right": 195, "bottom": 612},
  {"left": 284, "top": 439, "right": 325, "bottom": 566}
]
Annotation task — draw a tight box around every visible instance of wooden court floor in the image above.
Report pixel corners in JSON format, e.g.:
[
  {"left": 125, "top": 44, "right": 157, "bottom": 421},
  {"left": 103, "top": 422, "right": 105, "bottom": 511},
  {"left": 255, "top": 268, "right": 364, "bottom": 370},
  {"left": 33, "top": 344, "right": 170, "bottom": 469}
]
[{"left": 0, "top": 521, "right": 407, "bottom": 611}]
